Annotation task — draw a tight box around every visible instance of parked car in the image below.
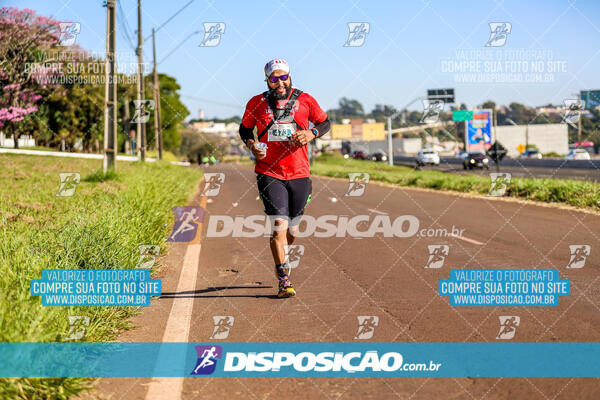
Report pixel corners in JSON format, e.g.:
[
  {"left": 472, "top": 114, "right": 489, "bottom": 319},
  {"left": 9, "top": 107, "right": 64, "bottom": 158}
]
[
  {"left": 369, "top": 150, "right": 388, "bottom": 162},
  {"left": 565, "top": 149, "right": 591, "bottom": 160},
  {"left": 416, "top": 149, "right": 440, "bottom": 166},
  {"left": 351, "top": 150, "right": 367, "bottom": 160},
  {"left": 520, "top": 150, "right": 542, "bottom": 159},
  {"left": 462, "top": 152, "right": 490, "bottom": 169}
]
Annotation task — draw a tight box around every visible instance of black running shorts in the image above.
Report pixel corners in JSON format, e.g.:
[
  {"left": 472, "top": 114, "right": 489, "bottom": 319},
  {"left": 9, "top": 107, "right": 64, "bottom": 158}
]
[{"left": 256, "top": 173, "right": 312, "bottom": 219}]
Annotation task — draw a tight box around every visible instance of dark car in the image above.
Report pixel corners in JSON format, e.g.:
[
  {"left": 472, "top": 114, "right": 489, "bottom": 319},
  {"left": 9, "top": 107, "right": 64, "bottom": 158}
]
[
  {"left": 462, "top": 152, "right": 490, "bottom": 169},
  {"left": 520, "top": 150, "right": 542, "bottom": 159},
  {"left": 352, "top": 150, "right": 367, "bottom": 160},
  {"left": 369, "top": 150, "right": 388, "bottom": 162}
]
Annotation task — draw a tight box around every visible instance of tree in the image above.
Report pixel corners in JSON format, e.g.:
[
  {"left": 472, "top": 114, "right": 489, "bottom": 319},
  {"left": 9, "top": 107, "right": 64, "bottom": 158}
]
[
  {"left": 0, "top": 7, "right": 62, "bottom": 147},
  {"left": 146, "top": 73, "right": 189, "bottom": 152},
  {"left": 338, "top": 97, "right": 364, "bottom": 117},
  {"left": 369, "top": 104, "right": 398, "bottom": 121},
  {"left": 505, "top": 102, "right": 536, "bottom": 125}
]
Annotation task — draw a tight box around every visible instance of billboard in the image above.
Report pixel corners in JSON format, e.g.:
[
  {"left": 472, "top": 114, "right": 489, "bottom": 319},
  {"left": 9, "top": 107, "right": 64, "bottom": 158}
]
[{"left": 467, "top": 110, "right": 492, "bottom": 152}]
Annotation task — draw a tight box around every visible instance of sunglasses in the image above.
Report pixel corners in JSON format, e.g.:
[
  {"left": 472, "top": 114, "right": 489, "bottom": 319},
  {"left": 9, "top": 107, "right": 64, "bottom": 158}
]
[{"left": 268, "top": 74, "right": 289, "bottom": 83}]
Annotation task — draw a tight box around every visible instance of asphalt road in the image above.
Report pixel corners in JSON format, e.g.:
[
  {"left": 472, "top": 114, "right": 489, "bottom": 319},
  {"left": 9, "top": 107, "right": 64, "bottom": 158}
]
[
  {"left": 394, "top": 157, "right": 600, "bottom": 181},
  {"left": 87, "top": 163, "right": 600, "bottom": 400}
]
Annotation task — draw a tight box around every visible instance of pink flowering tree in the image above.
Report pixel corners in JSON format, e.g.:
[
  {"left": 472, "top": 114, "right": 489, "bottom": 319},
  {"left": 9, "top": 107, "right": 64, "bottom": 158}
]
[{"left": 0, "top": 7, "right": 62, "bottom": 148}]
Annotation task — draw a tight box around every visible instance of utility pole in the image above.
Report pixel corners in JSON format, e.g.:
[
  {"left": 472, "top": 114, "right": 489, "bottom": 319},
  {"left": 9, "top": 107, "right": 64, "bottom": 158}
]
[
  {"left": 525, "top": 120, "right": 529, "bottom": 151},
  {"left": 123, "top": 93, "right": 130, "bottom": 154},
  {"left": 103, "top": 0, "right": 117, "bottom": 172},
  {"left": 152, "top": 27, "right": 163, "bottom": 160},
  {"left": 386, "top": 116, "right": 393, "bottom": 166},
  {"left": 577, "top": 93, "right": 582, "bottom": 145},
  {"left": 136, "top": 0, "right": 146, "bottom": 161}
]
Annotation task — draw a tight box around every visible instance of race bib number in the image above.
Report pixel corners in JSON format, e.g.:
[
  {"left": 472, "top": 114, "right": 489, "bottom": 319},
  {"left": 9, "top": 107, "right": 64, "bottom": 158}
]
[{"left": 268, "top": 122, "right": 296, "bottom": 142}]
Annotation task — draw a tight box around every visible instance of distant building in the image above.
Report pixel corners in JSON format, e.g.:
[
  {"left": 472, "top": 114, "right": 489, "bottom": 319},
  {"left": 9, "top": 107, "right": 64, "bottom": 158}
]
[
  {"left": 536, "top": 106, "right": 563, "bottom": 115},
  {"left": 330, "top": 119, "right": 385, "bottom": 141},
  {"left": 191, "top": 120, "right": 240, "bottom": 137},
  {"left": 495, "top": 123, "right": 568, "bottom": 157}
]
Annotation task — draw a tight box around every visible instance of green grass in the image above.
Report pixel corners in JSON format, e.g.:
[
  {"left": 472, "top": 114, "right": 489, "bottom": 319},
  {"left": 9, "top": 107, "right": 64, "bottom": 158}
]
[
  {"left": 0, "top": 154, "right": 203, "bottom": 399},
  {"left": 145, "top": 150, "right": 180, "bottom": 162},
  {"left": 312, "top": 153, "right": 600, "bottom": 211}
]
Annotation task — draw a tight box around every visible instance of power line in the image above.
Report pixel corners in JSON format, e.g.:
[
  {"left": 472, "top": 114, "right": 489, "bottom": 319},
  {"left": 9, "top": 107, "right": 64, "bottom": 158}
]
[
  {"left": 117, "top": 0, "right": 136, "bottom": 50},
  {"left": 157, "top": 30, "right": 201, "bottom": 65},
  {"left": 144, "top": 0, "right": 195, "bottom": 42},
  {"left": 180, "top": 94, "right": 242, "bottom": 109}
]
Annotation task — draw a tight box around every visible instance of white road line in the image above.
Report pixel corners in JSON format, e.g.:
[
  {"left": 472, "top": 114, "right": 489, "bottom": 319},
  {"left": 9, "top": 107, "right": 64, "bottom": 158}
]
[
  {"left": 145, "top": 196, "right": 207, "bottom": 400},
  {"left": 367, "top": 208, "right": 388, "bottom": 215},
  {"left": 449, "top": 233, "right": 485, "bottom": 246},
  {"left": 144, "top": 244, "right": 201, "bottom": 400}
]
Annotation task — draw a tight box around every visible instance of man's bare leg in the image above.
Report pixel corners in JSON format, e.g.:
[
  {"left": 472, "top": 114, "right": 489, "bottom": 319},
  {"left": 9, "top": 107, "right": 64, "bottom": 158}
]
[
  {"left": 269, "top": 218, "right": 288, "bottom": 265},
  {"left": 269, "top": 217, "right": 296, "bottom": 297}
]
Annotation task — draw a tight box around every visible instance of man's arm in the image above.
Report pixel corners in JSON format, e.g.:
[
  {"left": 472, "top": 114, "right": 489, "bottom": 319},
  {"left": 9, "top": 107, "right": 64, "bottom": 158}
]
[
  {"left": 239, "top": 124, "right": 255, "bottom": 147},
  {"left": 311, "top": 118, "right": 330, "bottom": 138}
]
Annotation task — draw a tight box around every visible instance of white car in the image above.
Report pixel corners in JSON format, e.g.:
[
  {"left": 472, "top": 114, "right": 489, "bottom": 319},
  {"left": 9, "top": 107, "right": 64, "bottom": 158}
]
[
  {"left": 416, "top": 149, "right": 440, "bottom": 166},
  {"left": 565, "top": 149, "right": 591, "bottom": 160}
]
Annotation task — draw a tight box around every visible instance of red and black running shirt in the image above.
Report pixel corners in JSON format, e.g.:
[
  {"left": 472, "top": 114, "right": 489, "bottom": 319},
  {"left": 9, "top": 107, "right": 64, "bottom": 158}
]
[{"left": 241, "top": 89, "right": 327, "bottom": 180}]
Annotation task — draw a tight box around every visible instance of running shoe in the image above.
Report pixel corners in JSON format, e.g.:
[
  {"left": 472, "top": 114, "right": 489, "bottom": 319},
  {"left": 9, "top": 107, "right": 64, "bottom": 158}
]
[{"left": 277, "top": 275, "right": 296, "bottom": 298}]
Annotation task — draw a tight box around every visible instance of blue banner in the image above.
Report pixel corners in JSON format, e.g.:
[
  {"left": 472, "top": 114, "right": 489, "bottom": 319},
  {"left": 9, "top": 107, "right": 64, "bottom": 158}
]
[
  {"left": 30, "top": 269, "right": 161, "bottom": 306},
  {"left": 439, "top": 269, "right": 570, "bottom": 306},
  {"left": 1, "top": 343, "right": 599, "bottom": 377}
]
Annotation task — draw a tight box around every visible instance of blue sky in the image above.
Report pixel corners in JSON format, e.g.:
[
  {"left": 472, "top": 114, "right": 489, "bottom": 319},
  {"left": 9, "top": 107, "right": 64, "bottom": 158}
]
[{"left": 7, "top": 0, "right": 600, "bottom": 119}]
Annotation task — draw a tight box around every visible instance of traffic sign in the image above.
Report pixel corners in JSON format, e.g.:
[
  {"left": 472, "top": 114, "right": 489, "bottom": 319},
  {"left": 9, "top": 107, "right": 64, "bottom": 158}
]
[
  {"left": 452, "top": 110, "right": 473, "bottom": 121},
  {"left": 427, "top": 88, "right": 455, "bottom": 103},
  {"left": 487, "top": 141, "right": 507, "bottom": 163},
  {"left": 517, "top": 143, "right": 526, "bottom": 154}
]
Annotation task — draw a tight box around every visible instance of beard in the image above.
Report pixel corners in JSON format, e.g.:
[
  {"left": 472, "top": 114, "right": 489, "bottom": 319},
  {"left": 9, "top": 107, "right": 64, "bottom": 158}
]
[{"left": 267, "top": 78, "right": 293, "bottom": 100}]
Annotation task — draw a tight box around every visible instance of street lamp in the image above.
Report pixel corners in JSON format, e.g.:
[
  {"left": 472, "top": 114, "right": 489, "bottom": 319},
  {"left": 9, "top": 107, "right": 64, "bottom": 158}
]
[{"left": 385, "top": 96, "right": 426, "bottom": 166}]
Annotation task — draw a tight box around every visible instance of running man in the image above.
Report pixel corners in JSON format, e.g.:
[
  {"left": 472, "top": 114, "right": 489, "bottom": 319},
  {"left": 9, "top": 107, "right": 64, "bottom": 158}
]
[{"left": 239, "top": 59, "right": 330, "bottom": 298}]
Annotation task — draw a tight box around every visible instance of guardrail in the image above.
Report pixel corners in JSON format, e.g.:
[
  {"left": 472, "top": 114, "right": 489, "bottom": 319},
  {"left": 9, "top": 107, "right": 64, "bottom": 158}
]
[{"left": 393, "top": 155, "right": 600, "bottom": 170}]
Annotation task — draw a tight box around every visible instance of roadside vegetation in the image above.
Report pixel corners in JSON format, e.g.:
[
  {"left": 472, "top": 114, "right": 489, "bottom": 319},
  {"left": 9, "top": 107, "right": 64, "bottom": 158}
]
[
  {"left": 312, "top": 153, "right": 600, "bottom": 211},
  {"left": 0, "top": 154, "right": 203, "bottom": 399}
]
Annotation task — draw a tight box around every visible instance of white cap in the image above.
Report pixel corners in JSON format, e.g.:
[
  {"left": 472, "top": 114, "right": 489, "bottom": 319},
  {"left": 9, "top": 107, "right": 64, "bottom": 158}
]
[{"left": 264, "top": 59, "right": 290, "bottom": 77}]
